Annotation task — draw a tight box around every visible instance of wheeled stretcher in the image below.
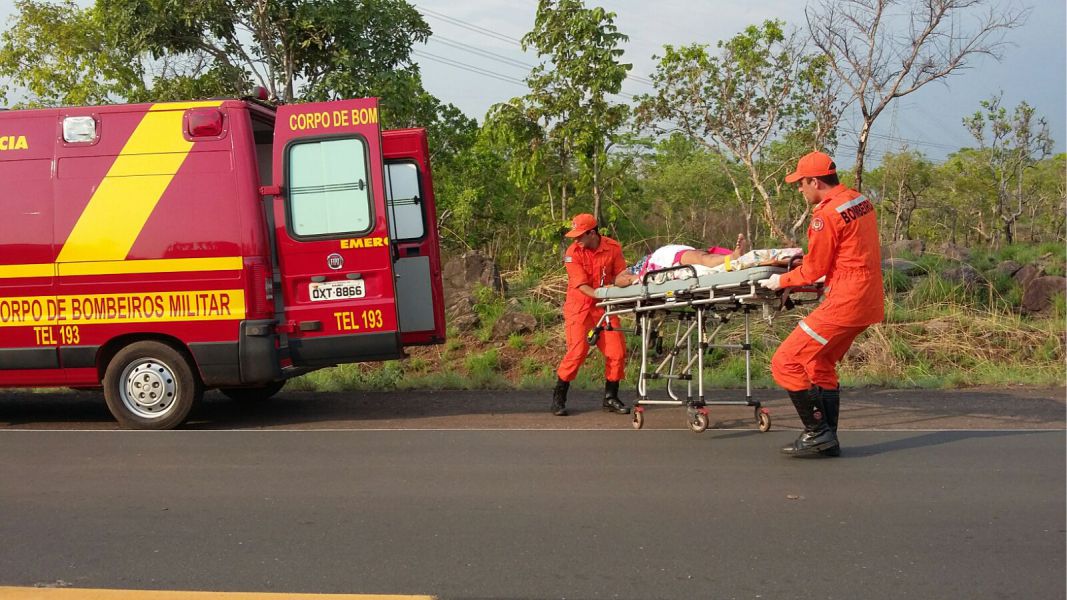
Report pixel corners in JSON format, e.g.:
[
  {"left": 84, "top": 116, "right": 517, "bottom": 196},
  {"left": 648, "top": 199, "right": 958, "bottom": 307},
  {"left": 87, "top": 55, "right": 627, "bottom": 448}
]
[{"left": 591, "top": 262, "right": 820, "bottom": 432}]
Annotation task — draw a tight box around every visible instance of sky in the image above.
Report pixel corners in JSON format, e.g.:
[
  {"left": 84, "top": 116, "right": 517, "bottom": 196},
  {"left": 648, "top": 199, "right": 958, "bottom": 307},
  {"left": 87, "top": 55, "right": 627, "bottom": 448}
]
[
  {"left": 0, "top": 0, "right": 1063, "bottom": 169},
  {"left": 407, "top": 0, "right": 1066, "bottom": 168}
]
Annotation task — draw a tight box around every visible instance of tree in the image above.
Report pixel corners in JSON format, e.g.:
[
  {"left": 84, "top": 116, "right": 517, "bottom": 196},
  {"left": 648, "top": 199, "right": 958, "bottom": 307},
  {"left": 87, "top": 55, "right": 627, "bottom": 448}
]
[
  {"left": 0, "top": 0, "right": 147, "bottom": 106},
  {"left": 930, "top": 148, "right": 998, "bottom": 245},
  {"left": 635, "top": 20, "right": 833, "bottom": 244},
  {"left": 806, "top": 0, "right": 1027, "bottom": 192},
  {"left": 636, "top": 134, "right": 739, "bottom": 247},
  {"left": 963, "top": 94, "right": 1055, "bottom": 246},
  {"left": 1, "top": 0, "right": 436, "bottom": 111},
  {"left": 97, "top": 0, "right": 431, "bottom": 104},
  {"left": 520, "top": 0, "right": 631, "bottom": 224},
  {"left": 865, "top": 150, "right": 934, "bottom": 241},
  {"left": 1024, "top": 154, "right": 1067, "bottom": 243},
  {"left": 0, "top": 0, "right": 477, "bottom": 166}
]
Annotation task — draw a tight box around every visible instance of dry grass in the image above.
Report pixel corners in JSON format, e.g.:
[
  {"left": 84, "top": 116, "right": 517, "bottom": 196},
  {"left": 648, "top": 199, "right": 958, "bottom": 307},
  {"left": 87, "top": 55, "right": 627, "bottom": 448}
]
[{"left": 293, "top": 269, "right": 1065, "bottom": 391}]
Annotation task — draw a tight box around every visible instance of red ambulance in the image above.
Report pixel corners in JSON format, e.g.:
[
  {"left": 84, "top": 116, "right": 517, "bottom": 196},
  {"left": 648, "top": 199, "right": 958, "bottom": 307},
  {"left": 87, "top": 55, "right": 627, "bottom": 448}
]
[{"left": 0, "top": 95, "right": 447, "bottom": 429}]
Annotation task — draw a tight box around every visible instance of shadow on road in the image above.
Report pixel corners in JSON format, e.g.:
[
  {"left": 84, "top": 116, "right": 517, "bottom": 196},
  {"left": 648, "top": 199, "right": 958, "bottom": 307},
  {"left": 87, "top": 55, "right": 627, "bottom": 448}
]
[
  {"left": 0, "top": 387, "right": 1063, "bottom": 431},
  {"left": 841, "top": 429, "right": 1053, "bottom": 457}
]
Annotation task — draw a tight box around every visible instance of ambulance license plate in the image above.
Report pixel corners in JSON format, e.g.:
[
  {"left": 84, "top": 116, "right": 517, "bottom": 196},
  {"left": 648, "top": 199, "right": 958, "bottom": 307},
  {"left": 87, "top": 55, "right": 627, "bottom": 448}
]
[{"left": 309, "top": 279, "right": 365, "bottom": 301}]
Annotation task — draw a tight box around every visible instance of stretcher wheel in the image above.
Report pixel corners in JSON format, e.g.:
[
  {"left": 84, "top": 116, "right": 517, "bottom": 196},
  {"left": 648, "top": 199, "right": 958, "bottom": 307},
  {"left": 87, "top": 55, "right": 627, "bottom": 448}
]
[
  {"left": 632, "top": 407, "right": 644, "bottom": 430},
  {"left": 757, "top": 408, "right": 772, "bottom": 432},
  {"left": 689, "top": 411, "right": 709, "bottom": 433}
]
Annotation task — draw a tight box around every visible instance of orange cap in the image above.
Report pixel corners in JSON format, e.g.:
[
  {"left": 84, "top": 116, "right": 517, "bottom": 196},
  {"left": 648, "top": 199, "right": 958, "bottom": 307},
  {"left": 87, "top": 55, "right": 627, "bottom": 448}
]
[
  {"left": 785, "top": 151, "right": 836, "bottom": 183},
  {"left": 564, "top": 213, "right": 598, "bottom": 238}
]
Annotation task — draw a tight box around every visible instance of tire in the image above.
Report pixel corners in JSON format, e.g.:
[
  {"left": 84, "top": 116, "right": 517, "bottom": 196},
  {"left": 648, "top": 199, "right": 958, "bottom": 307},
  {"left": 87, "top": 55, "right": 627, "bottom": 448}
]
[
  {"left": 689, "top": 411, "right": 709, "bottom": 433},
  {"left": 632, "top": 409, "right": 644, "bottom": 430},
  {"left": 757, "top": 409, "right": 772, "bottom": 433},
  {"left": 220, "top": 380, "right": 285, "bottom": 402},
  {"left": 102, "top": 341, "right": 202, "bottom": 430}
]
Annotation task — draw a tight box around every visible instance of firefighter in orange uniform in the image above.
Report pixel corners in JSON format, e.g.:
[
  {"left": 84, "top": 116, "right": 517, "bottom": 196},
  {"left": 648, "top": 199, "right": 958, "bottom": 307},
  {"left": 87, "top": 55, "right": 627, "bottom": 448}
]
[
  {"left": 552, "top": 213, "right": 629, "bottom": 416},
  {"left": 760, "top": 152, "right": 884, "bottom": 457}
]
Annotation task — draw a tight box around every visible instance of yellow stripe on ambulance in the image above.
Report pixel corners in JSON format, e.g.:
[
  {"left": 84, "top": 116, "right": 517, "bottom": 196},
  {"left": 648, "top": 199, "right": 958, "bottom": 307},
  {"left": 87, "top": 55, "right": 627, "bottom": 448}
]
[
  {"left": 0, "top": 290, "right": 245, "bottom": 328},
  {"left": 56, "top": 101, "right": 223, "bottom": 263}
]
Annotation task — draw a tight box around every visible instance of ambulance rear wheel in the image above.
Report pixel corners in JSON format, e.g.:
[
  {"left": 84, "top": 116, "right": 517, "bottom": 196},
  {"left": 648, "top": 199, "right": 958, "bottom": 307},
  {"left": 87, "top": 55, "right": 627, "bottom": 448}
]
[
  {"left": 220, "top": 380, "right": 285, "bottom": 402},
  {"left": 103, "top": 341, "right": 202, "bottom": 430}
]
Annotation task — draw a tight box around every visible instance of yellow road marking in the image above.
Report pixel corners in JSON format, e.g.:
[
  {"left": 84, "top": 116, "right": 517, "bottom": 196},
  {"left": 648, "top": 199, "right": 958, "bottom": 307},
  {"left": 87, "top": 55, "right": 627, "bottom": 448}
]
[
  {"left": 0, "top": 588, "right": 434, "bottom": 600},
  {"left": 56, "top": 101, "right": 223, "bottom": 264}
]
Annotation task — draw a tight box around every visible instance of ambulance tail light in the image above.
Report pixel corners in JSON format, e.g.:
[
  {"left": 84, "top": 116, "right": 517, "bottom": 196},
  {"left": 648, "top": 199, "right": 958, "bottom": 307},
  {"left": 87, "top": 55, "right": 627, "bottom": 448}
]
[
  {"left": 244, "top": 257, "right": 272, "bottom": 318},
  {"left": 185, "top": 108, "right": 225, "bottom": 138}
]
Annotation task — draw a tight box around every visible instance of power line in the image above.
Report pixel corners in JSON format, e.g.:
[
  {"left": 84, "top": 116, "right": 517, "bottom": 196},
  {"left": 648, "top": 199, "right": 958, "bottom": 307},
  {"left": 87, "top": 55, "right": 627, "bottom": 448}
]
[
  {"left": 416, "top": 5, "right": 654, "bottom": 88},
  {"left": 864, "top": 130, "right": 958, "bottom": 151},
  {"left": 414, "top": 48, "right": 636, "bottom": 101},
  {"left": 414, "top": 10, "right": 966, "bottom": 157},
  {"left": 430, "top": 35, "right": 533, "bottom": 71},
  {"left": 412, "top": 50, "right": 529, "bottom": 87},
  {"left": 418, "top": 6, "right": 525, "bottom": 47}
]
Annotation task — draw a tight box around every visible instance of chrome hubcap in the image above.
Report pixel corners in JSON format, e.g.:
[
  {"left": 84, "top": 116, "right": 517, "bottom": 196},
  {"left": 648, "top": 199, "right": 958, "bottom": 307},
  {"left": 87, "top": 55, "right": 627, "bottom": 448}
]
[{"left": 121, "top": 359, "right": 177, "bottom": 419}]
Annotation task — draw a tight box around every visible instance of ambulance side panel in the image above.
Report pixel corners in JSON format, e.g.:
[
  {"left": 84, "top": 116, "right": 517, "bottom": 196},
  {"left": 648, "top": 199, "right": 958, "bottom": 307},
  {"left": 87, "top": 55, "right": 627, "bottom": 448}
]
[
  {"left": 0, "top": 102, "right": 276, "bottom": 389},
  {"left": 0, "top": 111, "right": 60, "bottom": 383}
]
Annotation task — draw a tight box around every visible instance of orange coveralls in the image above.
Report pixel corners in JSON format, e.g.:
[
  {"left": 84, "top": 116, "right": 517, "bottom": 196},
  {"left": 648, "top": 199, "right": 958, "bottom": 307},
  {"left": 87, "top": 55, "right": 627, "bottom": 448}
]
[
  {"left": 556, "top": 236, "right": 627, "bottom": 382},
  {"left": 771, "top": 185, "right": 884, "bottom": 391}
]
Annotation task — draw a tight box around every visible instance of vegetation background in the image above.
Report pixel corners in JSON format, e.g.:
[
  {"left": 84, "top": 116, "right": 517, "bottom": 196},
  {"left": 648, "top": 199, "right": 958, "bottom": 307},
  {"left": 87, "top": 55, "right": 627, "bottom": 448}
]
[{"left": 2, "top": 0, "right": 1062, "bottom": 391}]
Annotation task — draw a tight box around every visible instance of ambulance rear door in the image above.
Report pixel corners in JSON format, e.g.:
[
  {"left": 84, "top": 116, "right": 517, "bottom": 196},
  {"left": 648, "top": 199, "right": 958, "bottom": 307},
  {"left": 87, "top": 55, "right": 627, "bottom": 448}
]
[
  {"left": 271, "top": 99, "right": 402, "bottom": 367},
  {"left": 381, "top": 128, "right": 446, "bottom": 346}
]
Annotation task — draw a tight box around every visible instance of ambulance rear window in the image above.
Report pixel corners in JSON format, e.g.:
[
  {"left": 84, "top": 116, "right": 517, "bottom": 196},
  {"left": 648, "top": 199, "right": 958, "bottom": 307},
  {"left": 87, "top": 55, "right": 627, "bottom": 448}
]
[
  {"left": 384, "top": 161, "right": 425, "bottom": 241},
  {"left": 287, "top": 136, "right": 373, "bottom": 238}
]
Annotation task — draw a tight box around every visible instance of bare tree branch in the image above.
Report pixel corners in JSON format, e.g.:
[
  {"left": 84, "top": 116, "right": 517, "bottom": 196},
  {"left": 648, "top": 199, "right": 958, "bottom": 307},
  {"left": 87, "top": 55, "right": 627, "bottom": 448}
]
[{"left": 806, "top": 0, "right": 1028, "bottom": 191}]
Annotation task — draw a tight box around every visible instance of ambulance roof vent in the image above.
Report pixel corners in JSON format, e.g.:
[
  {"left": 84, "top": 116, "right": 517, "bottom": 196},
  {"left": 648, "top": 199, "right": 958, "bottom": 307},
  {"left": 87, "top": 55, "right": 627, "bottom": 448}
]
[{"left": 63, "top": 116, "right": 97, "bottom": 143}]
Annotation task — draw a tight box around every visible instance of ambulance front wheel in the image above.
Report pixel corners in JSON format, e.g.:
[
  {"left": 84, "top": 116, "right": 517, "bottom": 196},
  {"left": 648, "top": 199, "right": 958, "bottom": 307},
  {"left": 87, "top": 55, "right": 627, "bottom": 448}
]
[{"left": 103, "top": 341, "right": 203, "bottom": 430}]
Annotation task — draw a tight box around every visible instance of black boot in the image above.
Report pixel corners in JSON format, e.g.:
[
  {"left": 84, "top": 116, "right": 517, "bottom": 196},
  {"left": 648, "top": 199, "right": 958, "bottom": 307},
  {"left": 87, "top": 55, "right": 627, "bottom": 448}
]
[
  {"left": 781, "top": 387, "right": 839, "bottom": 458},
  {"left": 602, "top": 380, "right": 629, "bottom": 414},
  {"left": 551, "top": 379, "right": 569, "bottom": 416},
  {"left": 819, "top": 386, "right": 841, "bottom": 457}
]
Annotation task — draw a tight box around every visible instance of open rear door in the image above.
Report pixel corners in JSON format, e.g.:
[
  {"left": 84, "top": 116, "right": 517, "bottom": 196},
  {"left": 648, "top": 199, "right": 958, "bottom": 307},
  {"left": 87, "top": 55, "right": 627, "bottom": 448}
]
[
  {"left": 270, "top": 99, "right": 403, "bottom": 367},
  {"left": 381, "top": 128, "right": 446, "bottom": 346}
]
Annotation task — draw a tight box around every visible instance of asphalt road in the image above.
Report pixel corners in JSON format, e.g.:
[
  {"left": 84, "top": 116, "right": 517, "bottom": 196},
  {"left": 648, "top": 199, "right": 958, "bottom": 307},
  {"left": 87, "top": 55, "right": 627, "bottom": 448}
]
[
  {"left": 0, "top": 386, "right": 1064, "bottom": 431},
  {"left": 0, "top": 388, "right": 1064, "bottom": 599}
]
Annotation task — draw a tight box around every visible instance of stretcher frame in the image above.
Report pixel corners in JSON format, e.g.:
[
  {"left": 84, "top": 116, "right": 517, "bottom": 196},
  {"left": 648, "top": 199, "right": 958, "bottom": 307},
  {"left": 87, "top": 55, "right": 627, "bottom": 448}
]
[{"left": 591, "top": 262, "right": 819, "bottom": 432}]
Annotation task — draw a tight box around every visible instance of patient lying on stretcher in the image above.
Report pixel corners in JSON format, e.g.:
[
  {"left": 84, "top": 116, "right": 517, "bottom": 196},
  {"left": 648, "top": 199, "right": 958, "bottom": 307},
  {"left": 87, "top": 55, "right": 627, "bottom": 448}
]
[{"left": 614, "top": 234, "right": 801, "bottom": 287}]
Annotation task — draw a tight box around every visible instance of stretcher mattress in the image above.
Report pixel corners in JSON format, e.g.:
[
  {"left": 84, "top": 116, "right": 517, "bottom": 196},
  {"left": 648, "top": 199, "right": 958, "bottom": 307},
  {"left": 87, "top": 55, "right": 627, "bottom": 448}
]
[{"left": 595, "top": 265, "right": 785, "bottom": 300}]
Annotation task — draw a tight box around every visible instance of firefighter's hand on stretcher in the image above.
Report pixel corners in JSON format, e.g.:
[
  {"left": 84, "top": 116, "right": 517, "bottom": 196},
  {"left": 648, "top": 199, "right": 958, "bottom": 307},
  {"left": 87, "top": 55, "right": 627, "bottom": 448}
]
[{"left": 759, "top": 273, "right": 782, "bottom": 290}]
